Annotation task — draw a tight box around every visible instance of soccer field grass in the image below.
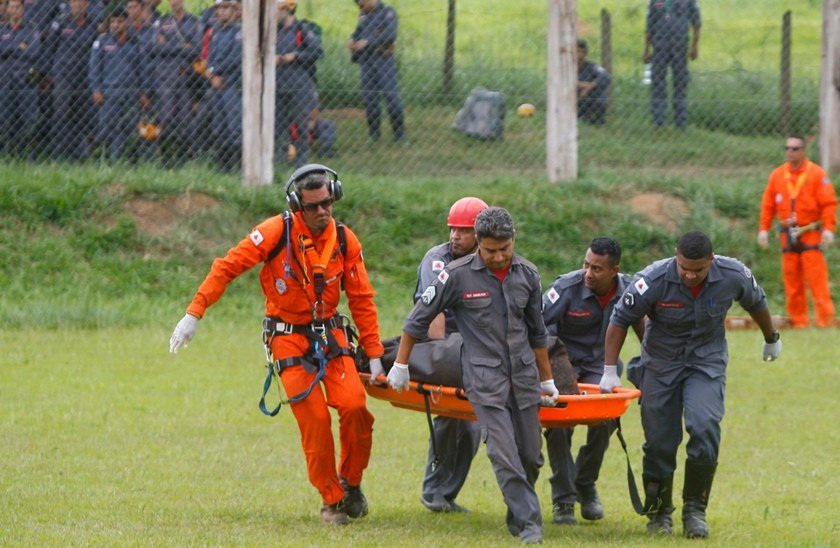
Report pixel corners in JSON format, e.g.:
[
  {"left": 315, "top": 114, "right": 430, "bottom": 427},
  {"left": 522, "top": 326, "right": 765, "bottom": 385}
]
[{"left": 2, "top": 325, "right": 837, "bottom": 545}]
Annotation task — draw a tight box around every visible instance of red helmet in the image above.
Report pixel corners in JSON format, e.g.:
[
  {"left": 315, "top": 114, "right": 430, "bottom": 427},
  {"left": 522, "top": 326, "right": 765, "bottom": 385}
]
[{"left": 447, "top": 197, "right": 488, "bottom": 228}]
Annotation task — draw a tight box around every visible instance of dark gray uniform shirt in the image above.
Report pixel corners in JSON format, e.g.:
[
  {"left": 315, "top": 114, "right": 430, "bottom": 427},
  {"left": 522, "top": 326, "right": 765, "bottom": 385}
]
[
  {"left": 542, "top": 271, "right": 632, "bottom": 377},
  {"left": 610, "top": 255, "right": 767, "bottom": 382},
  {"left": 413, "top": 242, "right": 458, "bottom": 335},
  {"left": 404, "top": 252, "right": 549, "bottom": 409},
  {"left": 646, "top": 0, "right": 701, "bottom": 48}
]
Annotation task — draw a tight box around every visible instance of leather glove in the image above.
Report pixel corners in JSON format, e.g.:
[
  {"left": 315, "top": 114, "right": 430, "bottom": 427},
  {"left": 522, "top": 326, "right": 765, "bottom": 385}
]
[
  {"left": 387, "top": 362, "right": 410, "bottom": 392},
  {"left": 169, "top": 314, "right": 199, "bottom": 353},
  {"left": 821, "top": 229, "right": 834, "bottom": 248},
  {"left": 762, "top": 332, "right": 782, "bottom": 362},
  {"left": 756, "top": 230, "right": 769, "bottom": 248},
  {"left": 368, "top": 357, "right": 385, "bottom": 384},
  {"left": 599, "top": 364, "right": 621, "bottom": 393},
  {"left": 540, "top": 379, "right": 559, "bottom": 406}
]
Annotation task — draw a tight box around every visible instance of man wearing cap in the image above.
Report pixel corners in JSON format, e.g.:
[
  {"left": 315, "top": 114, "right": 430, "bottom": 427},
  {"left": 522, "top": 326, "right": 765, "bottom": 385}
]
[
  {"left": 203, "top": 0, "right": 241, "bottom": 170},
  {"left": 275, "top": 0, "right": 322, "bottom": 167},
  {"left": 88, "top": 5, "right": 150, "bottom": 160},
  {"left": 0, "top": 0, "right": 40, "bottom": 156},
  {"left": 42, "top": 0, "right": 98, "bottom": 159},
  {"left": 347, "top": 0, "right": 405, "bottom": 144},
  {"left": 149, "top": 0, "right": 202, "bottom": 165},
  {"left": 406, "top": 197, "right": 488, "bottom": 514}
]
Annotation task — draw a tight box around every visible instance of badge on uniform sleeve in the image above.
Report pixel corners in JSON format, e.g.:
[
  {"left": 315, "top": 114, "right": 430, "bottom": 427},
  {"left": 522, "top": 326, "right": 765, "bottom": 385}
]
[
  {"left": 546, "top": 287, "right": 560, "bottom": 304},
  {"left": 249, "top": 229, "right": 264, "bottom": 246},
  {"left": 437, "top": 270, "right": 450, "bottom": 285},
  {"left": 623, "top": 292, "right": 635, "bottom": 308},
  {"left": 421, "top": 285, "right": 436, "bottom": 305},
  {"left": 275, "top": 278, "right": 287, "bottom": 294},
  {"left": 634, "top": 278, "right": 649, "bottom": 295},
  {"left": 432, "top": 260, "right": 445, "bottom": 272}
]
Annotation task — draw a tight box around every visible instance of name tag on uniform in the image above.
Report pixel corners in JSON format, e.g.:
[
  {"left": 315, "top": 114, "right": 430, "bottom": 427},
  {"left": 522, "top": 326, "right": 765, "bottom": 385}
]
[
  {"left": 463, "top": 291, "right": 490, "bottom": 299},
  {"left": 566, "top": 309, "right": 592, "bottom": 317},
  {"left": 656, "top": 301, "right": 685, "bottom": 308}
]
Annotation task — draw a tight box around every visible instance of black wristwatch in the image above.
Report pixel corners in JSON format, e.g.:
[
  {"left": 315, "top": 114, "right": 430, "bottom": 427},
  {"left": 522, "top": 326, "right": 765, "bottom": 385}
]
[{"left": 764, "top": 331, "right": 780, "bottom": 344}]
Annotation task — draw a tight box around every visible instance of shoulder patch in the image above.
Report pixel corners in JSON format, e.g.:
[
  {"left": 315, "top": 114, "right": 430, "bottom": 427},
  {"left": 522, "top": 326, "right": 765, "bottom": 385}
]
[
  {"left": 634, "top": 278, "right": 649, "bottom": 295},
  {"left": 431, "top": 260, "right": 445, "bottom": 272},
  {"left": 623, "top": 292, "right": 635, "bottom": 308},
  {"left": 249, "top": 229, "right": 264, "bottom": 246},
  {"left": 420, "top": 285, "right": 436, "bottom": 305},
  {"left": 546, "top": 287, "right": 560, "bottom": 304},
  {"left": 437, "top": 269, "right": 449, "bottom": 285},
  {"left": 743, "top": 265, "right": 752, "bottom": 279}
]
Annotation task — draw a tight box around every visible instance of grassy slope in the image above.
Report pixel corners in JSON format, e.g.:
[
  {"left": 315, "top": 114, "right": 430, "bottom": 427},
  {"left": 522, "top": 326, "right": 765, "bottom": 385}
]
[{"left": 5, "top": 159, "right": 836, "bottom": 329}]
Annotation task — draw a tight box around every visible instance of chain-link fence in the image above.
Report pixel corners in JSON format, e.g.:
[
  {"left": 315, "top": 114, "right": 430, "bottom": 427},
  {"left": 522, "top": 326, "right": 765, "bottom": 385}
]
[{"left": 0, "top": 0, "right": 825, "bottom": 178}]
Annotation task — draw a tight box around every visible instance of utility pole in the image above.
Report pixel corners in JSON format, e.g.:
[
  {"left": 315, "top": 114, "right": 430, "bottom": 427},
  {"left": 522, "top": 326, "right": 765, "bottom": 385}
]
[{"left": 546, "top": 0, "right": 578, "bottom": 182}]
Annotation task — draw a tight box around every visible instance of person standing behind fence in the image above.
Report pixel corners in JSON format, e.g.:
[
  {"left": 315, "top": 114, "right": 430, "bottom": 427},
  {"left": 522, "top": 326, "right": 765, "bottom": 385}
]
[
  {"left": 347, "top": 0, "right": 405, "bottom": 144},
  {"left": 600, "top": 231, "right": 782, "bottom": 539},
  {"left": 576, "top": 39, "right": 609, "bottom": 126},
  {"left": 541, "top": 237, "right": 643, "bottom": 526},
  {"left": 389, "top": 207, "right": 560, "bottom": 545},
  {"left": 89, "top": 7, "right": 150, "bottom": 161},
  {"left": 757, "top": 135, "right": 837, "bottom": 328},
  {"left": 275, "top": 0, "right": 321, "bottom": 167},
  {"left": 0, "top": 0, "right": 40, "bottom": 157},
  {"left": 410, "top": 197, "right": 488, "bottom": 515},
  {"left": 149, "top": 0, "right": 201, "bottom": 166},
  {"left": 643, "top": 0, "right": 700, "bottom": 130},
  {"left": 203, "top": 0, "right": 241, "bottom": 171},
  {"left": 43, "top": 0, "right": 98, "bottom": 160}
]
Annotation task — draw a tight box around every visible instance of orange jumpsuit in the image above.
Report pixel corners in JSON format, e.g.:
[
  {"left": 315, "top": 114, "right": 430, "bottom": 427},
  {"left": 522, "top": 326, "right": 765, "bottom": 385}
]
[
  {"left": 759, "top": 159, "right": 837, "bottom": 327},
  {"left": 186, "top": 212, "right": 384, "bottom": 505}
]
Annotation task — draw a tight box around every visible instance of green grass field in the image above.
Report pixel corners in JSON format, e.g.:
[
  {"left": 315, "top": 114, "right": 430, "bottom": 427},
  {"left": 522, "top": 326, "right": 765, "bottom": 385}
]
[
  {"left": 2, "top": 326, "right": 838, "bottom": 545},
  {"left": 2, "top": 0, "right": 837, "bottom": 543}
]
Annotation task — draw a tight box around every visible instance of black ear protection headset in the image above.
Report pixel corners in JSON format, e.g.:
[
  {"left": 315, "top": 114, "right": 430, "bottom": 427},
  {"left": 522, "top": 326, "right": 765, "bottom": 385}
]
[{"left": 284, "top": 163, "right": 344, "bottom": 212}]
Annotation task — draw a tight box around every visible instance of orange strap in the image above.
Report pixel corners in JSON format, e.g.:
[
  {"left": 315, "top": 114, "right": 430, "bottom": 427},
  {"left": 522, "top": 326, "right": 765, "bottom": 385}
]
[{"left": 784, "top": 161, "right": 811, "bottom": 224}]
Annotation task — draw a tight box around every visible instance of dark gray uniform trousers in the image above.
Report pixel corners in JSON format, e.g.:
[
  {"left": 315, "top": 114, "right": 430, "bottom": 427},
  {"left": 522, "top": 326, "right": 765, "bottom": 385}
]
[
  {"left": 641, "top": 366, "right": 725, "bottom": 478},
  {"left": 472, "top": 391, "right": 543, "bottom": 540},
  {"left": 421, "top": 416, "right": 481, "bottom": 503},
  {"left": 544, "top": 369, "right": 615, "bottom": 504}
]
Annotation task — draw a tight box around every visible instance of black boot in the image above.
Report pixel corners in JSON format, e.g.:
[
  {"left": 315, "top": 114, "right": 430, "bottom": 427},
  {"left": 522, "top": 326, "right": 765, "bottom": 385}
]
[
  {"left": 682, "top": 459, "right": 717, "bottom": 539},
  {"left": 643, "top": 474, "right": 674, "bottom": 535}
]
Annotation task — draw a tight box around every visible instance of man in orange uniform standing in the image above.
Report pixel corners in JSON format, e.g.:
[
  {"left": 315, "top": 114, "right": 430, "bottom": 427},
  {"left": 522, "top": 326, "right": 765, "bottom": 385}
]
[
  {"left": 169, "top": 164, "right": 384, "bottom": 525},
  {"left": 757, "top": 134, "right": 837, "bottom": 328}
]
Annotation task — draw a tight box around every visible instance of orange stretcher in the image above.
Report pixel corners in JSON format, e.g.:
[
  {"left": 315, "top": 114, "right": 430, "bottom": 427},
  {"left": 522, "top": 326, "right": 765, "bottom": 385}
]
[{"left": 361, "top": 374, "right": 641, "bottom": 427}]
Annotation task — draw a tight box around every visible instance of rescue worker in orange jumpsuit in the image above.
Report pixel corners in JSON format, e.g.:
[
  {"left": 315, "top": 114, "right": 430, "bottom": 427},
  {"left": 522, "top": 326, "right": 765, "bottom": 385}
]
[
  {"left": 169, "top": 163, "right": 384, "bottom": 525},
  {"left": 757, "top": 134, "right": 837, "bottom": 328}
]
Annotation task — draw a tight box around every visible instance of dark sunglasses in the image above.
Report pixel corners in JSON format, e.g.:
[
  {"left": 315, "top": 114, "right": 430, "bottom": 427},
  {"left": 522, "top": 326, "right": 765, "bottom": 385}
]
[
  {"left": 784, "top": 146, "right": 803, "bottom": 151},
  {"left": 301, "top": 197, "right": 334, "bottom": 212}
]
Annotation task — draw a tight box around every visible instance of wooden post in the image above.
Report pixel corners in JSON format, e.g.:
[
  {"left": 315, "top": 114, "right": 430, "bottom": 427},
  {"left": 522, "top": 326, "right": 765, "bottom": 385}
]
[
  {"left": 600, "top": 8, "right": 611, "bottom": 108},
  {"left": 546, "top": 0, "right": 578, "bottom": 182},
  {"left": 242, "top": 0, "right": 276, "bottom": 186},
  {"left": 443, "top": 0, "right": 455, "bottom": 97},
  {"left": 261, "top": 0, "right": 277, "bottom": 183},
  {"left": 819, "top": 0, "right": 840, "bottom": 173},
  {"left": 780, "top": 10, "right": 791, "bottom": 136}
]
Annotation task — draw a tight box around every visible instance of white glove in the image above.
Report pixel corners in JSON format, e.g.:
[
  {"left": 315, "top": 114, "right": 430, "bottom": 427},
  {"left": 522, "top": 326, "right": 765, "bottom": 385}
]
[
  {"left": 540, "top": 379, "right": 559, "bottom": 406},
  {"left": 599, "top": 364, "right": 621, "bottom": 393},
  {"left": 821, "top": 229, "right": 834, "bottom": 248},
  {"left": 368, "top": 357, "right": 385, "bottom": 384},
  {"left": 169, "top": 314, "right": 199, "bottom": 353},
  {"left": 756, "top": 230, "right": 769, "bottom": 248},
  {"left": 387, "top": 362, "right": 410, "bottom": 392},
  {"left": 762, "top": 333, "right": 782, "bottom": 362}
]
